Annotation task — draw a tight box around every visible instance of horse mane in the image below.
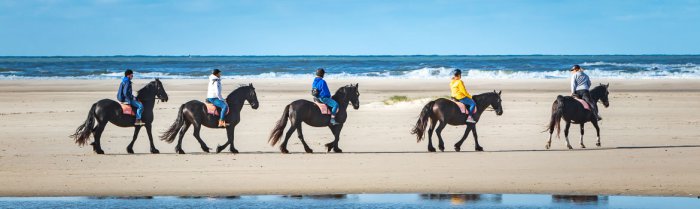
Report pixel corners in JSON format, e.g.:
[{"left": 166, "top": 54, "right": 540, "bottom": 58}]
[
  {"left": 472, "top": 91, "right": 498, "bottom": 101},
  {"left": 331, "top": 84, "right": 355, "bottom": 101},
  {"left": 226, "top": 84, "right": 254, "bottom": 100},
  {"left": 591, "top": 84, "right": 606, "bottom": 94},
  {"left": 136, "top": 80, "right": 158, "bottom": 100}
]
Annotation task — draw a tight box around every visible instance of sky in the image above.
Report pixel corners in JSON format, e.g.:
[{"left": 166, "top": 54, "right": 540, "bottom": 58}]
[{"left": 0, "top": 0, "right": 699, "bottom": 56}]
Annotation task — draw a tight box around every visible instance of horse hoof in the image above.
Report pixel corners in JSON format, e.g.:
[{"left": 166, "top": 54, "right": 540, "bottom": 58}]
[
  {"left": 95, "top": 150, "right": 105, "bottom": 155},
  {"left": 305, "top": 148, "right": 314, "bottom": 153},
  {"left": 596, "top": 142, "right": 601, "bottom": 147},
  {"left": 126, "top": 148, "right": 134, "bottom": 154},
  {"left": 454, "top": 146, "right": 461, "bottom": 152},
  {"left": 438, "top": 146, "right": 445, "bottom": 152},
  {"left": 177, "top": 149, "right": 186, "bottom": 154},
  {"left": 427, "top": 147, "right": 436, "bottom": 152},
  {"left": 280, "top": 148, "right": 290, "bottom": 154},
  {"left": 567, "top": 145, "right": 573, "bottom": 150},
  {"left": 475, "top": 147, "right": 484, "bottom": 152},
  {"left": 202, "top": 147, "right": 211, "bottom": 153},
  {"left": 230, "top": 149, "right": 239, "bottom": 154},
  {"left": 545, "top": 144, "right": 551, "bottom": 150},
  {"left": 581, "top": 144, "right": 586, "bottom": 149},
  {"left": 325, "top": 143, "right": 333, "bottom": 152},
  {"left": 150, "top": 149, "right": 160, "bottom": 154},
  {"left": 333, "top": 148, "right": 343, "bottom": 153}
]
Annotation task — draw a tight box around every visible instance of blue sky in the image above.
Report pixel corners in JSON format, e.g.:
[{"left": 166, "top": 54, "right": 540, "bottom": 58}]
[{"left": 1, "top": 0, "right": 698, "bottom": 56}]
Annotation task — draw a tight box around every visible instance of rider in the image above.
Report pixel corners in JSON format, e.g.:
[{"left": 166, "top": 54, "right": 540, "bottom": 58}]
[
  {"left": 117, "top": 69, "right": 144, "bottom": 126},
  {"left": 207, "top": 69, "right": 229, "bottom": 127},
  {"left": 312, "top": 68, "right": 340, "bottom": 125},
  {"left": 450, "top": 69, "right": 476, "bottom": 123},
  {"left": 570, "top": 64, "right": 601, "bottom": 121}
]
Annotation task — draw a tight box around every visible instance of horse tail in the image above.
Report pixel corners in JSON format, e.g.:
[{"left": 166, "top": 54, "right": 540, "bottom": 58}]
[
  {"left": 268, "top": 104, "right": 291, "bottom": 146},
  {"left": 70, "top": 103, "right": 97, "bottom": 146},
  {"left": 161, "top": 104, "right": 186, "bottom": 143},
  {"left": 546, "top": 95, "right": 566, "bottom": 138},
  {"left": 411, "top": 100, "right": 435, "bottom": 142}
]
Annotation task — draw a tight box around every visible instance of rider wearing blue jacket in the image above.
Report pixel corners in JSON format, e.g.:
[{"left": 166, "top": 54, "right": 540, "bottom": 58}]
[
  {"left": 117, "top": 69, "right": 144, "bottom": 126},
  {"left": 312, "top": 68, "right": 340, "bottom": 125}
]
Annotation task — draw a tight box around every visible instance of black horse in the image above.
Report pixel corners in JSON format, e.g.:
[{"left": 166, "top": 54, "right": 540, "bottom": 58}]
[
  {"left": 71, "top": 79, "right": 169, "bottom": 154},
  {"left": 268, "top": 84, "right": 360, "bottom": 154},
  {"left": 411, "top": 91, "right": 504, "bottom": 152},
  {"left": 160, "top": 84, "right": 259, "bottom": 154},
  {"left": 545, "top": 84, "right": 610, "bottom": 149}
]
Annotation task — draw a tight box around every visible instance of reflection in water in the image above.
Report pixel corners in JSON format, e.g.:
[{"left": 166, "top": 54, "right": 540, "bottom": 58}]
[
  {"left": 282, "top": 194, "right": 347, "bottom": 200},
  {"left": 420, "top": 194, "right": 503, "bottom": 205},
  {"left": 177, "top": 196, "right": 240, "bottom": 199},
  {"left": 89, "top": 196, "right": 154, "bottom": 200},
  {"left": 552, "top": 195, "right": 608, "bottom": 205}
]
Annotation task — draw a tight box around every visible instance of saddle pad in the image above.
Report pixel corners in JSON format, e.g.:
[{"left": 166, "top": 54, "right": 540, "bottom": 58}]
[
  {"left": 574, "top": 98, "right": 591, "bottom": 111},
  {"left": 205, "top": 102, "right": 229, "bottom": 116},
  {"left": 452, "top": 100, "right": 477, "bottom": 114},
  {"left": 120, "top": 104, "right": 135, "bottom": 116},
  {"left": 314, "top": 102, "right": 331, "bottom": 115}
]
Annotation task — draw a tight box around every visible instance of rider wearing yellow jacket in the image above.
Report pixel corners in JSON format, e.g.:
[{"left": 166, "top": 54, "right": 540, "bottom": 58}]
[{"left": 450, "top": 69, "right": 476, "bottom": 123}]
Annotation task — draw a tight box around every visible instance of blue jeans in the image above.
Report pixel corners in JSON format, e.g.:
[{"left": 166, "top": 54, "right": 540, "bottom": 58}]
[
  {"left": 125, "top": 99, "right": 143, "bottom": 120},
  {"left": 458, "top": 98, "right": 476, "bottom": 117},
  {"left": 319, "top": 97, "right": 338, "bottom": 116},
  {"left": 207, "top": 98, "right": 228, "bottom": 120}
]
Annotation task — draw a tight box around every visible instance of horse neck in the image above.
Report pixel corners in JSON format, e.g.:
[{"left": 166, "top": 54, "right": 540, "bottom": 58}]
[
  {"left": 332, "top": 92, "right": 350, "bottom": 111},
  {"left": 226, "top": 88, "right": 248, "bottom": 113},
  {"left": 590, "top": 87, "right": 603, "bottom": 103},
  {"left": 136, "top": 84, "right": 156, "bottom": 110},
  {"left": 473, "top": 94, "right": 493, "bottom": 117}
]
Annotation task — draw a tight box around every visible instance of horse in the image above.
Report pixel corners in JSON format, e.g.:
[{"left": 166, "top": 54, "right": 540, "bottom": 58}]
[
  {"left": 268, "top": 84, "right": 360, "bottom": 154},
  {"left": 545, "top": 83, "right": 610, "bottom": 149},
  {"left": 160, "top": 84, "right": 259, "bottom": 154},
  {"left": 70, "top": 79, "right": 169, "bottom": 154},
  {"left": 411, "top": 91, "right": 504, "bottom": 152}
]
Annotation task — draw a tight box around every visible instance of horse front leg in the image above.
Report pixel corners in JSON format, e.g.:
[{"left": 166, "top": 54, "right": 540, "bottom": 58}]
[
  {"left": 433, "top": 122, "right": 447, "bottom": 152},
  {"left": 326, "top": 124, "right": 344, "bottom": 153},
  {"left": 472, "top": 125, "right": 483, "bottom": 151},
  {"left": 144, "top": 124, "right": 160, "bottom": 154},
  {"left": 454, "top": 125, "right": 472, "bottom": 152},
  {"left": 217, "top": 125, "right": 237, "bottom": 154},
  {"left": 579, "top": 124, "right": 586, "bottom": 148},
  {"left": 126, "top": 125, "right": 142, "bottom": 154},
  {"left": 592, "top": 120, "right": 602, "bottom": 147},
  {"left": 564, "top": 122, "right": 573, "bottom": 149}
]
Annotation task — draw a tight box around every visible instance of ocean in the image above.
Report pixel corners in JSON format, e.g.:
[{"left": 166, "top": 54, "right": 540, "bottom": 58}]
[{"left": 0, "top": 55, "right": 699, "bottom": 80}]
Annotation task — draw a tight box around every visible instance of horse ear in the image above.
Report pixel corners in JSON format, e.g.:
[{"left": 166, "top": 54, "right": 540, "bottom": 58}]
[
  {"left": 606, "top": 83, "right": 609, "bottom": 87},
  {"left": 498, "top": 90, "right": 502, "bottom": 95},
  {"left": 355, "top": 83, "right": 359, "bottom": 88},
  {"left": 249, "top": 83, "right": 253, "bottom": 87}
]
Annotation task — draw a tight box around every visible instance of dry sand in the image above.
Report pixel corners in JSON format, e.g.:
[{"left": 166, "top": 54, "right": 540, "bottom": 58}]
[{"left": 0, "top": 78, "right": 699, "bottom": 197}]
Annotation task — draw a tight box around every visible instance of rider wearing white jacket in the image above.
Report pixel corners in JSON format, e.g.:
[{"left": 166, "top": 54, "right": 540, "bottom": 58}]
[{"left": 206, "top": 69, "right": 228, "bottom": 127}]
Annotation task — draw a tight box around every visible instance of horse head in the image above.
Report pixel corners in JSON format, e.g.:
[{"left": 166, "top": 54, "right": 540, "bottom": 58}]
[
  {"left": 154, "top": 78, "right": 168, "bottom": 102},
  {"left": 345, "top": 83, "right": 360, "bottom": 110},
  {"left": 596, "top": 83, "right": 610, "bottom": 108},
  {"left": 490, "top": 90, "right": 503, "bottom": 116},
  {"left": 245, "top": 83, "right": 260, "bottom": 109}
]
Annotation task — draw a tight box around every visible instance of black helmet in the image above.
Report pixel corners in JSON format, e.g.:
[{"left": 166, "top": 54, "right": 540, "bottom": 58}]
[
  {"left": 452, "top": 69, "right": 462, "bottom": 77},
  {"left": 212, "top": 69, "right": 221, "bottom": 75},
  {"left": 571, "top": 65, "right": 581, "bottom": 71},
  {"left": 316, "top": 68, "right": 326, "bottom": 77},
  {"left": 124, "top": 69, "right": 133, "bottom": 76}
]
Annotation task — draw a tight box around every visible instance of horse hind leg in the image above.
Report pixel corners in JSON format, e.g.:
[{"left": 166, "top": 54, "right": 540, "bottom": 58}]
[
  {"left": 427, "top": 119, "right": 437, "bottom": 152},
  {"left": 92, "top": 122, "right": 107, "bottom": 154},
  {"left": 579, "top": 124, "right": 586, "bottom": 148},
  {"left": 192, "top": 124, "right": 210, "bottom": 153},
  {"left": 175, "top": 122, "right": 190, "bottom": 154},
  {"left": 564, "top": 122, "right": 573, "bottom": 149},
  {"left": 296, "top": 125, "right": 313, "bottom": 153},
  {"left": 431, "top": 121, "right": 446, "bottom": 152},
  {"left": 280, "top": 122, "right": 297, "bottom": 154}
]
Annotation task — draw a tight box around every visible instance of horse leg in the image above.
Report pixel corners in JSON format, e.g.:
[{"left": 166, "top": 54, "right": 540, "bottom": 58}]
[
  {"left": 192, "top": 124, "right": 210, "bottom": 153},
  {"left": 434, "top": 122, "right": 447, "bottom": 152},
  {"left": 472, "top": 125, "right": 483, "bottom": 151},
  {"left": 297, "top": 125, "right": 313, "bottom": 153},
  {"left": 564, "top": 122, "right": 573, "bottom": 149},
  {"left": 92, "top": 123, "right": 107, "bottom": 154},
  {"left": 217, "top": 126, "right": 237, "bottom": 154},
  {"left": 126, "top": 125, "right": 142, "bottom": 154},
  {"left": 427, "top": 120, "right": 438, "bottom": 152},
  {"left": 454, "top": 125, "right": 472, "bottom": 152},
  {"left": 579, "top": 124, "right": 586, "bottom": 148},
  {"left": 280, "top": 123, "right": 296, "bottom": 154},
  {"left": 145, "top": 124, "right": 160, "bottom": 154},
  {"left": 592, "top": 120, "right": 602, "bottom": 147},
  {"left": 175, "top": 122, "right": 190, "bottom": 154},
  {"left": 324, "top": 124, "right": 344, "bottom": 153}
]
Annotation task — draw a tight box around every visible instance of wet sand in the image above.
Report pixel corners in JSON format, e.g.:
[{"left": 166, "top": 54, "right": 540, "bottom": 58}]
[{"left": 0, "top": 78, "right": 699, "bottom": 196}]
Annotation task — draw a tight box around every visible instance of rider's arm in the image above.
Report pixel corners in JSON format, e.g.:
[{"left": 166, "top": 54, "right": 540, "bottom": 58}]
[
  {"left": 571, "top": 74, "right": 577, "bottom": 94},
  {"left": 216, "top": 79, "right": 225, "bottom": 101},
  {"left": 458, "top": 80, "right": 471, "bottom": 99}
]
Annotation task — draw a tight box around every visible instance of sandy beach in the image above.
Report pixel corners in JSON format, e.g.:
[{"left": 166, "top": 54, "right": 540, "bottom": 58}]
[{"left": 0, "top": 78, "right": 699, "bottom": 197}]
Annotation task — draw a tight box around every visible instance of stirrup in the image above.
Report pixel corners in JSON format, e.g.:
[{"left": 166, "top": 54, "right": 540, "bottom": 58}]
[{"left": 466, "top": 116, "right": 476, "bottom": 124}]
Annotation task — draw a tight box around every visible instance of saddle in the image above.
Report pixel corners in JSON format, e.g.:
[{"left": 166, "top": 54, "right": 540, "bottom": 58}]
[
  {"left": 204, "top": 101, "right": 229, "bottom": 117},
  {"left": 573, "top": 97, "right": 591, "bottom": 111},
  {"left": 451, "top": 98, "right": 477, "bottom": 114},
  {"left": 120, "top": 104, "right": 135, "bottom": 116},
  {"left": 313, "top": 98, "right": 331, "bottom": 115}
]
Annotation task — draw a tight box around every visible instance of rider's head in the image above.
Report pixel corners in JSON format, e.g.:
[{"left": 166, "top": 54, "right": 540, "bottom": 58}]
[
  {"left": 452, "top": 69, "right": 462, "bottom": 79},
  {"left": 212, "top": 69, "right": 221, "bottom": 78},
  {"left": 316, "top": 68, "right": 326, "bottom": 78},
  {"left": 125, "top": 69, "right": 134, "bottom": 79},
  {"left": 570, "top": 64, "right": 581, "bottom": 73}
]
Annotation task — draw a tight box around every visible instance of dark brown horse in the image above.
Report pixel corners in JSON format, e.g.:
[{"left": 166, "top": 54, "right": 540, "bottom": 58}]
[
  {"left": 411, "top": 91, "right": 503, "bottom": 152},
  {"left": 160, "top": 84, "right": 259, "bottom": 154},
  {"left": 545, "top": 84, "right": 610, "bottom": 149},
  {"left": 268, "top": 84, "right": 360, "bottom": 154},
  {"left": 70, "top": 79, "right": 169, "bottom": 154}
]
